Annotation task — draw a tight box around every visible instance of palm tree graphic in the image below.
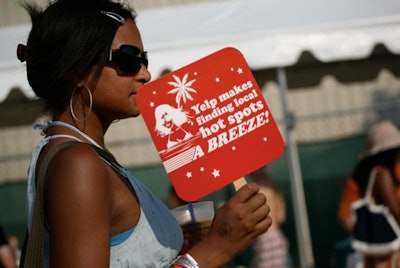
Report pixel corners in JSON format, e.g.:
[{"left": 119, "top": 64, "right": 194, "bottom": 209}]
[{"left": 167, "top": 73, "right": 197, "bottom": 108}]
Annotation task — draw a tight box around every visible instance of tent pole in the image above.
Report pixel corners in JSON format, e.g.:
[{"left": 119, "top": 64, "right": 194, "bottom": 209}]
[{"left": 277, "top": 67, "right": 315, "bottom": 268}]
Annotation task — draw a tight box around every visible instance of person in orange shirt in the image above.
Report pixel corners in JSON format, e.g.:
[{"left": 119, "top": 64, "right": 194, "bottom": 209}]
[{"left": 338, "top": 175, "right": 361, "bottom": 233}]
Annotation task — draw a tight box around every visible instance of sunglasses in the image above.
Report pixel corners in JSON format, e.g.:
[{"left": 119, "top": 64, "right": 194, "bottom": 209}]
[{"left": 108, "top": 45, "right": 148, "bottom": 75}]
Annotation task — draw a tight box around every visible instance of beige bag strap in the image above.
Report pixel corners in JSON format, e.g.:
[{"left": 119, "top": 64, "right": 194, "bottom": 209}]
[
  {"left": 23, "top": 141, "right": 79, "bottom": 267},
  {"left": 364, "top": 167, "right": 379, "bottom": 201}
]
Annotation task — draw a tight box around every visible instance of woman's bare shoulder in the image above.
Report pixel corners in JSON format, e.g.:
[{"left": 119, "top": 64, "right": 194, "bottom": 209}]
[{"left": 43, "top": 142, "right": 113, "bottom": 208}]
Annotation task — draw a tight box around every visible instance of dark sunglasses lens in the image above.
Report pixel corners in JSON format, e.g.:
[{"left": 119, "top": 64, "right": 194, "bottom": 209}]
[
  {"left": 115, "top": 53, "right": 141, "bottom": 74},
  {"left": 113, "top": 46, "right": 148, "bottom": 75}
]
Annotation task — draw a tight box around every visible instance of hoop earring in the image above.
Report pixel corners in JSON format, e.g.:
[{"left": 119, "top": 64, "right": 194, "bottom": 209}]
[{"left": 69, "top": 86, "right": 93, "bottom": 122}]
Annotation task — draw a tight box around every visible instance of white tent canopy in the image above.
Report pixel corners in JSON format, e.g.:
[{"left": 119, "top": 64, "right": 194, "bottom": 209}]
[
  {"left": 137, "top": 0, "right": 400, "bottom": 76},
  {"left": 1, "top": 0, "right": 400, "bottom": 101}
]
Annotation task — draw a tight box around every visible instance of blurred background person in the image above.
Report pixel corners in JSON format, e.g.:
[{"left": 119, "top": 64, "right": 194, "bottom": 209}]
[
  {"left": 337, "top": 174, "right": 364, "bottom": 268},
  {"left": 352, "top": 121, "right": 400, "bottom": 268},
  {"left": 7, "top": 236, "right": 20, "bottom": 268},
  {"left": 0, "top": 224, "right": 16, "bottom": 268},
  {"left": 249, "top": 167, "right": 291, "bottom": 268},
  {"left": 338, "top": 175, "right": 361, "bottom": 233}
]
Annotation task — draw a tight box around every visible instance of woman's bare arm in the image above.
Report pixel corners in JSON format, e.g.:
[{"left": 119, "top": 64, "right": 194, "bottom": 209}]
[{"left": 45, "top": 144, "right": 113, "bottom": 267}]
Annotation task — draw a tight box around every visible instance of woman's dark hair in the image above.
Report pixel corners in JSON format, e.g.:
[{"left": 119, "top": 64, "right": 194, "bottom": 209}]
[
  {"left": 19, "top": 0, "right": 136, "bottom": 115},
  {"left": 353, "top": 147, "right": 400, "bottom": 195}
]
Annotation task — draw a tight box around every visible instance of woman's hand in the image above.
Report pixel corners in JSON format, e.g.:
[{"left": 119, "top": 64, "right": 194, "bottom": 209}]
[{"left": 188, "top": 183, "right": 272, "bottom": 268}]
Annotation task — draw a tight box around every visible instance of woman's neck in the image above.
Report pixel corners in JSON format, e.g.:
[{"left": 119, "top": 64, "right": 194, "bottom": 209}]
[{"left": 51, "top": 114, "right": 108, "bottom": 148}]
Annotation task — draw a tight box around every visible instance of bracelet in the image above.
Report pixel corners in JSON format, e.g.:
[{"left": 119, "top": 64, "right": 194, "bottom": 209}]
[{"left": 172, "top": 253, "right": 199, "bottom": 268}]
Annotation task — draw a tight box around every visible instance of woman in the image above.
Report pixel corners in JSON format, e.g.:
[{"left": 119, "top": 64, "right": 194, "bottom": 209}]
[
  {"left": 19, "top": 0, "right": 271, "bottom": 267},
  {"left": 353, "top": 121, "right": 400, "bottom": 268}
]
